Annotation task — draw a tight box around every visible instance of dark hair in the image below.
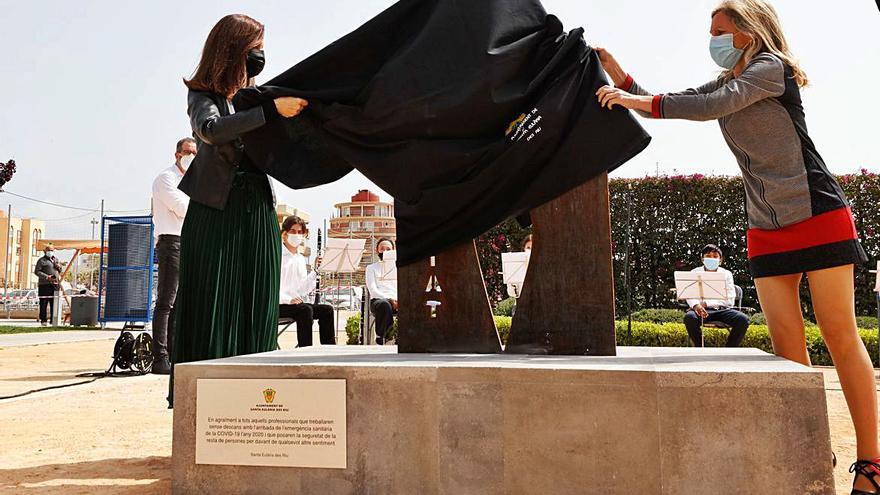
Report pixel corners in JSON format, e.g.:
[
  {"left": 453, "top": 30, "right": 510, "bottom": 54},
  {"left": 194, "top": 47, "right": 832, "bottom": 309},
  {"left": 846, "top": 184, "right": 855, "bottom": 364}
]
[
  {"left": 376, "top": 237, "right": 395, "bottom": 250},
  {"left": 184, "top": 14, "right": 264, "bottom": 98},
  {"left": 701, "top": 244, "right": 723, "bottom": 258},
  {"left": 282, "top": 215, "right": 308, "bottom": 233},
  {"left": 176, "top": 137, "right": 196, "bottom": 153},
  {"left": 522, "top": 234, "right": 533, "bottom": 250}
]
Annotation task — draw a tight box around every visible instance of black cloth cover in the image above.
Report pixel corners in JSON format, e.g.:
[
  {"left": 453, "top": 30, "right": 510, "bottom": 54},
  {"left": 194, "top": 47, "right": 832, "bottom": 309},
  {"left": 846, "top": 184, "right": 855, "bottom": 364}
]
[{"left": 234, "top": 0, "right": 651, "bottom": 266}]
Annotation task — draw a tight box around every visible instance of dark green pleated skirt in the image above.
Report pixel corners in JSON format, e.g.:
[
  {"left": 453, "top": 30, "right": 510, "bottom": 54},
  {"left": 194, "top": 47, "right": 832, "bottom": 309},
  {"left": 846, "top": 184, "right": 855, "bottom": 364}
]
[{"left": 172, "top": 170, "right": 280, "bottom": 365}]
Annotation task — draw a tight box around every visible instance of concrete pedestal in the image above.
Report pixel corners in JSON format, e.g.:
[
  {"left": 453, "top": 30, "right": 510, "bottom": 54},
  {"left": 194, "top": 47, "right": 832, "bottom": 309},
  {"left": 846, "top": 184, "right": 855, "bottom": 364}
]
[{"left": 172, "top": 346, "right": 835, "bottom": 494}]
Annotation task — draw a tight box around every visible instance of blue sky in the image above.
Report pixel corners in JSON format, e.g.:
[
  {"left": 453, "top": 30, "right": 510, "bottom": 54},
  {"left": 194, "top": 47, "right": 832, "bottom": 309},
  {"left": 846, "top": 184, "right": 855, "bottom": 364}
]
[{"left": 1, "top": 0, "right": 878, "bottom": 241}]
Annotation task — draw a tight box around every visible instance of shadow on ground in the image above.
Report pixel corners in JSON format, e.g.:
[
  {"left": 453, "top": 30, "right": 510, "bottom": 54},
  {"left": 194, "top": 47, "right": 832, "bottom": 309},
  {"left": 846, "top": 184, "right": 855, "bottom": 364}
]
[{"left": 0, "top": 456, "right": 170, "bottom": 494}]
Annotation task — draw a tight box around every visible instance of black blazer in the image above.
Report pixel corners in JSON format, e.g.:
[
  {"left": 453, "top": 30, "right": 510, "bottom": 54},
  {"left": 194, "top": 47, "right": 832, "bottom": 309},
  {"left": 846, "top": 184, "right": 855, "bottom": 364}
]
[{"left": 178, "top": 89, "right": 277, "bottom": 210}]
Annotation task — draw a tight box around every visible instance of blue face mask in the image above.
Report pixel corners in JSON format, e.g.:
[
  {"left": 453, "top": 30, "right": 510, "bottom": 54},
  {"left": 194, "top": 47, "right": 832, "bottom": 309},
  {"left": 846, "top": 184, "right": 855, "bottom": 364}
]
[
  {"left": 703, "top": 257, "right": 721, "bottom": 271},
  {"left": 709, "top": 34, "right": 744, "bottom": 69}
]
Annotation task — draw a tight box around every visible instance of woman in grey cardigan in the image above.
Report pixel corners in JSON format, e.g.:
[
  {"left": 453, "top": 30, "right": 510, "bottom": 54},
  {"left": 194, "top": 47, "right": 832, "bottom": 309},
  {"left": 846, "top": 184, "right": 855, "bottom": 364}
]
[{"left": 596, "top": 1, "right": 874, "bottom": 492}]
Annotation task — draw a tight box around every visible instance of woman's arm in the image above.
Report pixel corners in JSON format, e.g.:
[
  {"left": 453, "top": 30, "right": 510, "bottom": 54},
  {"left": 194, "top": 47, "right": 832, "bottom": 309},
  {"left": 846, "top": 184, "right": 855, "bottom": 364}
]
[
  {"left": 598, "top": 53, "right": 785, "bottom": 121},
  {"left": 657, "top": 53, "right": 785, "bottom": 121},
  {"left": 594, "top": 47, "right": 628, "bottom": 87},
  {"left": 594, "top": 47, "right": 720, "bottom": 117},
  {"left": 187, "top": 91, "right": 275, "bottom": 146}
]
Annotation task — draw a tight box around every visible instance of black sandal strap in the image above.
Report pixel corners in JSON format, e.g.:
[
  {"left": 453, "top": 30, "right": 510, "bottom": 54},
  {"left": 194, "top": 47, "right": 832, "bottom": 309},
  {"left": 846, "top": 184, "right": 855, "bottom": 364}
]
[{"left": 851, "top": 459, "right": 880, "bottom": 494}]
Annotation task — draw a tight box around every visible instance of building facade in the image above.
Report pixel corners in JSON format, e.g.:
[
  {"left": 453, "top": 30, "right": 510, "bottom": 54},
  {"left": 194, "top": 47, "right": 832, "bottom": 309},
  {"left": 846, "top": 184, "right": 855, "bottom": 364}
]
[
  {"left": 275, "top": 204, "right": 310, "bottom": 227},
  {"left": 0, "top": 211, "right": 46, "bottom": 289},
  {"left": 328, "top": 190, "right": 396, "bottom": 284}
]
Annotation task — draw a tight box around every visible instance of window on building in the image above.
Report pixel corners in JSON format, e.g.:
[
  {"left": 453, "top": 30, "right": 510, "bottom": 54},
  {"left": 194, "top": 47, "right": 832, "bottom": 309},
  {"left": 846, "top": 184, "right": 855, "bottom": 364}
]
[
  {"left": 32, "top": 229, "right": 41, "bottom": 256},
  {"left": 363, "top": 221, "right": 373, "bottom": 230},
  {"left": 15, "top": 230, "right": 21, "bottom": 256},
  {"left": 351, "top": 221, "right": 360, "bottom": 230}
]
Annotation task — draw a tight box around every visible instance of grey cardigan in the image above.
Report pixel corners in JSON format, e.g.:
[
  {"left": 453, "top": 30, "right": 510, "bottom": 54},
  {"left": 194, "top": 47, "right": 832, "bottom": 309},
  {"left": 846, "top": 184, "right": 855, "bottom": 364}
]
[{"left": 621, "top": 52, "right": 847, "bottom": 230}]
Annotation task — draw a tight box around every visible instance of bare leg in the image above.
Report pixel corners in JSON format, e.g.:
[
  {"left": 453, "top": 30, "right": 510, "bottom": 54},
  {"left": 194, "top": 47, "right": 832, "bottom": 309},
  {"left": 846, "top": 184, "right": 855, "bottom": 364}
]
[
  {"left": 807, "top": 265, "right": 879, "bottom": 474},
  {"left": 754, "top": 272, "right": 810, "bottom": 365}
]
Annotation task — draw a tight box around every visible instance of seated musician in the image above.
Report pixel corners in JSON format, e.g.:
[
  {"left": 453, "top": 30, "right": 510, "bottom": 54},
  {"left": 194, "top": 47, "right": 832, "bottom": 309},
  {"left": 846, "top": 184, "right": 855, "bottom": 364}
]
[
  {"left": 279, "top": 216, "right": 335, "bottom": 347},
  {"left": 365, "top": 238, "right": 397, "bottom": 345},
  {"left": 683, "top": 244, "right": 749, "bottom": 347}
]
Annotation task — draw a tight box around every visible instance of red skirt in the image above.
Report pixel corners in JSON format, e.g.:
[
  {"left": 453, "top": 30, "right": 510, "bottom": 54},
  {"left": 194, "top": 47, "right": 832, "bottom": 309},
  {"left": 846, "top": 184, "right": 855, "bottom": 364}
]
[{"left": 747, "top": 207, "right": 868, "bottom": 278}]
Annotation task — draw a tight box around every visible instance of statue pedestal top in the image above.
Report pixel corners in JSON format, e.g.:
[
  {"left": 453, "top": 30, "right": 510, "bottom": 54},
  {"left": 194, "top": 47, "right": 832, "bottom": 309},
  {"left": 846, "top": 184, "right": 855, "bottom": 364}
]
[{"left": 173, "top": 345, "right": 834, "bottom": 495}]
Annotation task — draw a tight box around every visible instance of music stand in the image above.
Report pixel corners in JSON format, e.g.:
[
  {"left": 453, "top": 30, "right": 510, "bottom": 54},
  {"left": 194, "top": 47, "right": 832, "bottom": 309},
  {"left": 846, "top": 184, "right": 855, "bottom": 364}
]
[
  {"left": 674, "top": 271, "right": 729, "bottom": 346},
  {"left": 502, "top": 252, "right": 530, "bottom": 298},
  {"left": 321, "top": 238, "right": 366, "bottom": 342},
  {"left": 378, "top": 250, "right": 398, "bottom": 282}
]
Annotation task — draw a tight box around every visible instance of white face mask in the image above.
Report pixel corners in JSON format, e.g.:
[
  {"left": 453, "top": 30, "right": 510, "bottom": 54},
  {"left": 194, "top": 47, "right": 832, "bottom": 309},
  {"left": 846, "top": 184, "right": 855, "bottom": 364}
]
[
  {"left": 46, "top": 250, "right": 54, "bottom": 257},
  {"left": 179, "top": 154, "right": 195, "bottom": 171},
  {"left": 287, "top": 234, "right": 305, "bottom": 246}
]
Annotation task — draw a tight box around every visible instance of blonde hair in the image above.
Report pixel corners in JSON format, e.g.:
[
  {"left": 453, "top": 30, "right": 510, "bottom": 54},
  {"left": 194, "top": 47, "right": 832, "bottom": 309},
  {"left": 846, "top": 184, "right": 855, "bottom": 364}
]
[{"left": 712, "top": 0, "right": 808, "bottom": 87}]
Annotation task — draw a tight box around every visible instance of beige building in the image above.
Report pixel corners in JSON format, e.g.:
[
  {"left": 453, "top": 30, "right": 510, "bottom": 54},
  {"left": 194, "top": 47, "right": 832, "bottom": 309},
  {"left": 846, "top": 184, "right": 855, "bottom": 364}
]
[
  {"left": 329, "top": 190, "right": 396, "bottom": 284},
  {"left": 275, "top": 204, "right": 310, "bottom": 227},
  {"left": 0, "top": 211, "right": 46, "bottom": 289}
]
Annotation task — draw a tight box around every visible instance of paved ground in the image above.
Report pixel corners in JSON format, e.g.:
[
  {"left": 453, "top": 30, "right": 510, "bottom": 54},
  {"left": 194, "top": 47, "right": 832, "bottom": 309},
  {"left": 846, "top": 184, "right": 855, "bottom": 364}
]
[
  {"left": 0, "top": 330, "right": 871, "bottom": 494},
  {"left": 0, "top": 319, "right": 128, "bottom": 329},
  {"left": 0, "top": 330, "right": 120, "bottom": 347}
]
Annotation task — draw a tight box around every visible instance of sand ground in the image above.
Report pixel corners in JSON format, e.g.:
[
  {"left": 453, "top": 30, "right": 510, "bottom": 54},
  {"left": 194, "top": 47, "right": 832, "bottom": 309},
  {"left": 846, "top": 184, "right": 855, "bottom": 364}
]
[{"left": 0, "top": 331, "right": 872, "bottom": 495}]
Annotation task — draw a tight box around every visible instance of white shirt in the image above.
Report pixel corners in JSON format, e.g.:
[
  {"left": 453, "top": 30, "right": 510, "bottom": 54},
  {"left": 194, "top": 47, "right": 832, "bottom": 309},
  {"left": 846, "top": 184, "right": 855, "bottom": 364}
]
[
  {"left": 151, "top": 164, "right": 189, "bottom": 241},
  {"left": 686, "top": 266, "right": 736, "bottom": 309},
  {"left": 365, "top": 261, "right": 397, "bottom": 300},
  {"left": 280, "top": 245, "right": 317, "bottom": 304}
]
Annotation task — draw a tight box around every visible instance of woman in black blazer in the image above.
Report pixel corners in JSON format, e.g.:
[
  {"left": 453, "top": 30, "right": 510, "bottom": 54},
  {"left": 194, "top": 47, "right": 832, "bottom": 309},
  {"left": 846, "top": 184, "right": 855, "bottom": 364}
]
[{"left": 170, "top": 14, "right": 306, "bottom": 406}]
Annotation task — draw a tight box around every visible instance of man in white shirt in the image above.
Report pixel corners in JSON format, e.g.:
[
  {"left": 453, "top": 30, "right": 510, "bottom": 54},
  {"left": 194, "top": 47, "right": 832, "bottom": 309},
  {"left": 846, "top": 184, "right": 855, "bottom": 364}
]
[
  {"left": 279, "top": 216, "right": 335, "bottom": 347},
  {"left": 150, "top": 137, "right": 195, "bottom": 374},
  {"left": 683, "top": 244, "right": 749, "bottom": 347},
  {"left": 365, "top": 238, "right": 398, "bottom": 344}
]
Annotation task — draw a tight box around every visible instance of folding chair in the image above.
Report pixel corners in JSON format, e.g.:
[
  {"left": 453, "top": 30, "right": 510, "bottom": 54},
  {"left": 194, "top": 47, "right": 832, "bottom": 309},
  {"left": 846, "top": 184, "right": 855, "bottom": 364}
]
[
  {"left": 702, "top": 285, "right": 757, "bottom": 329},
  {"left": 276, "top": 317, "right": 295, "bottom": 350}
]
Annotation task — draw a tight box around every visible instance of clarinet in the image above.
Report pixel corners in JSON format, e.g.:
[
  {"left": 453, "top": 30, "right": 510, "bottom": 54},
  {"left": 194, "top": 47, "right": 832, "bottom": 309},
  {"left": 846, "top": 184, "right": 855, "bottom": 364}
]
[{"left": 313, "top": 229, "right": 322, "bottom": 304}]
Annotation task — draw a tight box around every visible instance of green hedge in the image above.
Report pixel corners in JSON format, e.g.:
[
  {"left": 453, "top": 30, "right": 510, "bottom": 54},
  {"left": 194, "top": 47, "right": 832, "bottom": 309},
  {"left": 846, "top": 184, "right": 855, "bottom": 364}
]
[
  {"left": 625, "top": 308, "right": 822, "bottom": 328},
  {"left": 630, "top": 308, "right": 683, "bottom": 324},
  {"left": 494, "top": 298, "right": 516, "bottom": 317},
  {"left": 489, "top": 317, "right": 877, "bottom": 366},
  {"left": 747, "top": 312, "right": 817, "bottom": 327},
  {"left": 345, "top": 314, "right": 399, "bottom": 345},
  {"left": 348, "top": 314, "right": 879, "bottom": 366},
  {"left": 346, "top": 314, "right": 511, "bottom": 346},
  {"left": 610, "top": 172, "right": 879, "bottom": 319},
  {"left": 857, "top": 316, "right": 878, "bottom": 329},
  {"left": 476, "top": 172, "right": 880, "bottom": 317},
  {"left": 615, "top": 321, "right": 878, "bottom": 366}
]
